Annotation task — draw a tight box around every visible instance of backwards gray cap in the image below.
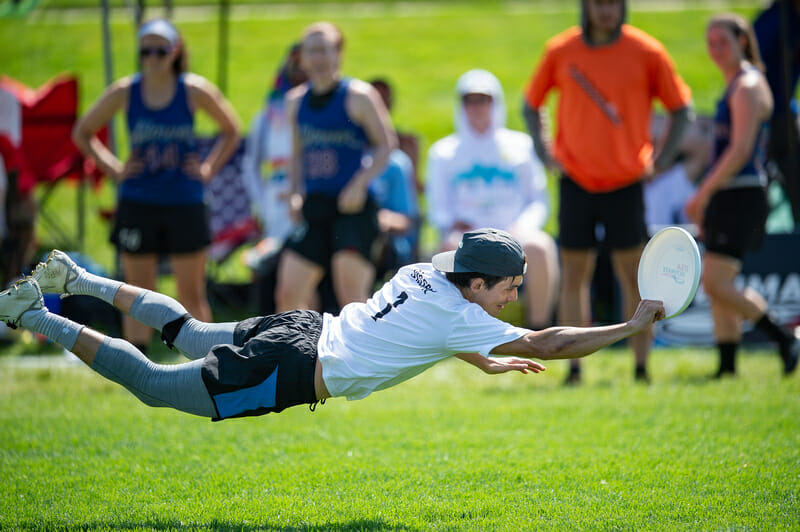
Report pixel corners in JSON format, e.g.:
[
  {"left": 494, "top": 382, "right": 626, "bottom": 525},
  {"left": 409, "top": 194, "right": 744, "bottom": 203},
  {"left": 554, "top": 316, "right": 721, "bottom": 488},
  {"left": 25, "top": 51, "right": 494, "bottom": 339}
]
[{"left": 432, "top": 228, "right": 527, "bottom": 277}]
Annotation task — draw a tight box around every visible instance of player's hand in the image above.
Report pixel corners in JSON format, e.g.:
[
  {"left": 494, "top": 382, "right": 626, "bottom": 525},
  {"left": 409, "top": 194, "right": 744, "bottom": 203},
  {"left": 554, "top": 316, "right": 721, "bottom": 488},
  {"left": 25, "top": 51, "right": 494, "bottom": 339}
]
[
  {"left": 628, "top": 300, "right": 666, "bottom": 333},
  {"left": 114, "top": 156, "right": 144, "bottom": 182},
  {"left": 288, "top": 193, "right": 304, "bottom": 223},
  {"left": 183, "top": 154, "right": 213, "bottom": 182},
  {"left": 543, "top": 150, "right": 563, "bottom": 174},
  {"left": 685, "top": 191, "right": 707, "bottom": 227},
  {"left": 481, "top": 357, "right": 546, "bottom": 375},
  {"left": 640, "top": 160, "right": 656, "bottom": 182},
  {"left": 338, "top": 179, "right": 368, "bottom": 214}
]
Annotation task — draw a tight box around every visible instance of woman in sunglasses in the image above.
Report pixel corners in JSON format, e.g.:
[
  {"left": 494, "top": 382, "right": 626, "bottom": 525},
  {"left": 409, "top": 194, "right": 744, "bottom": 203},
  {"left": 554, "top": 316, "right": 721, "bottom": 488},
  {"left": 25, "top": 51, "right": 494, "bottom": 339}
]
[{"left": 72, "top": 19, "right": 240, "bottom": 354}]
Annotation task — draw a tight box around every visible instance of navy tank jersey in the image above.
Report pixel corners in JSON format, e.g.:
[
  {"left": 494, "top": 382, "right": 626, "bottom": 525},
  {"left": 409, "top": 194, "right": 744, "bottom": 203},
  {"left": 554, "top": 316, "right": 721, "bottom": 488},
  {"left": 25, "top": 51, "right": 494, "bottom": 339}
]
[
  {"left": 296, "top": 78, "right": 369, "bottom": 196},
  {"left": 123, "top": 74, "right": 202, "bottom": 205},
  {"left": 711, "top": 66, "right": 769, "bottom": 188}
]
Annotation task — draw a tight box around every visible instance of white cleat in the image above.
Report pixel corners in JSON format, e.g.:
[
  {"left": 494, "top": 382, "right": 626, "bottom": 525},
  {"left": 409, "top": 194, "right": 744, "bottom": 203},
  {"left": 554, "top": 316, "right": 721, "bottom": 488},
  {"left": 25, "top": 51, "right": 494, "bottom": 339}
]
[
  {"left": 0, "top": 278, "right": 44, "bottom": 328},
  {"left": 31, "top": 249, "right": 84, "bottom": 296}
]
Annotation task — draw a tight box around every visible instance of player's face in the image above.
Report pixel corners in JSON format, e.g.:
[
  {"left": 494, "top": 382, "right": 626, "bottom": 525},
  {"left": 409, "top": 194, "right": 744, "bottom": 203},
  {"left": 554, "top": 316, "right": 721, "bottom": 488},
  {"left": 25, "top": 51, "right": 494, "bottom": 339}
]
[
  {"left": 585, "top": 0, "right": 623, "bottom": 35},
  {"left": 470, "top": 276, "right": 523, "bottom": 317},
  {"left": 706, "top": 24, "right": 743, "bottom": 70},
  {"left": 301, "top": 32, "right": 340, "bottom": 82},
  {"left": 138, "top": 35, "right": 176, "bottom": 78},
  {"left": 462, "top": 93, "right": 493, "bottom": 134}
]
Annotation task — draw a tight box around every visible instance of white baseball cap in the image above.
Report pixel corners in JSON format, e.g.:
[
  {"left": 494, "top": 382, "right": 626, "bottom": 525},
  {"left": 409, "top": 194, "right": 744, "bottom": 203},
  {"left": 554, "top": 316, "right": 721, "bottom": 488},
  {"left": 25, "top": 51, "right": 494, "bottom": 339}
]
[{"left": 137, "top": 19, "right": 179, "bottom": 46}]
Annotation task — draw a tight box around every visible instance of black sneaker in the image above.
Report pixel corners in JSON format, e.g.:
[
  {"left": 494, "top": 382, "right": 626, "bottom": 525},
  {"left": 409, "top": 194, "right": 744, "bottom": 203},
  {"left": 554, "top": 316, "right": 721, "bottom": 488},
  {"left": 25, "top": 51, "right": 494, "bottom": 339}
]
[
  {"left": 634, "top": 365, "right": 650, "bottom": 384},
  {"left": 712, "top": 366, "right": 736, "bottom": 379},
  {"left": 780, "top": 338, "right": 799, "bottom": 376},
  {"left": 563, "top": 367, "right": 581, "bottom": 386}
]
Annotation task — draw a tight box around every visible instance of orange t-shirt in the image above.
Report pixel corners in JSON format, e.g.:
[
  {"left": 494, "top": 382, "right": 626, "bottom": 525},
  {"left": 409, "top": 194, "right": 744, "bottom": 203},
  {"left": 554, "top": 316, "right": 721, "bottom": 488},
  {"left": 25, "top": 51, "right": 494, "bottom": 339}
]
[{"left": 525, "top": 25, "right": 692, "bottom": 193}]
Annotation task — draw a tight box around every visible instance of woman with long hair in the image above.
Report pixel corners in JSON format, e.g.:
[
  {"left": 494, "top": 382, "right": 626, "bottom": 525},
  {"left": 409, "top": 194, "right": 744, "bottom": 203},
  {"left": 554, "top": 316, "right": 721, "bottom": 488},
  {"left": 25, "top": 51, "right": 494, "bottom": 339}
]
[
  {"left": 274, "top": 22, "right": 396, "bottom": 312},
  {"left": 686, "top": 13, "right": 798, "bottom": 376},
  {"left": 73, "top": 19, "right": 240, "bottom": 353}
]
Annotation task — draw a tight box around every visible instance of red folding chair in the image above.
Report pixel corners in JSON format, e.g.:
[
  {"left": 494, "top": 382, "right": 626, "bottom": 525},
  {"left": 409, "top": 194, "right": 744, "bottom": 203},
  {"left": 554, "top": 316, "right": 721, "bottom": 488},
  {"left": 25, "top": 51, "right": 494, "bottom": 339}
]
[{"left": 0, "top": 74, "right": 107, "bottom": 250}]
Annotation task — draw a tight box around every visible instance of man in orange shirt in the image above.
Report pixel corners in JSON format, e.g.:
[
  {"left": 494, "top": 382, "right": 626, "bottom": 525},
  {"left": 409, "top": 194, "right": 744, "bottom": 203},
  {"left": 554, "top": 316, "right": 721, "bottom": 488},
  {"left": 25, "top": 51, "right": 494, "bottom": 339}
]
[{"left": 523, "top": 0, "right": 692, "bottom": 384}]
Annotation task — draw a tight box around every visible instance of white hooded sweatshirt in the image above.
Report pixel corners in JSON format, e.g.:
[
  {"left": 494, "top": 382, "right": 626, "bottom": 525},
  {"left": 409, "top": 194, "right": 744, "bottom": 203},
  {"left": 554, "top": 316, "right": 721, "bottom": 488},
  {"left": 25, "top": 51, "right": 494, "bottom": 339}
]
[{"left": 425, "top": 69, "right": 549, "bottom": 240}]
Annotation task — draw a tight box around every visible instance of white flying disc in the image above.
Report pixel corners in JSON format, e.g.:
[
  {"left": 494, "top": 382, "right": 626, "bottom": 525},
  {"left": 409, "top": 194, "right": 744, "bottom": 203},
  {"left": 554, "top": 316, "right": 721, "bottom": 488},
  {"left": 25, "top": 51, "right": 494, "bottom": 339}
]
[{"left": 637, "top": 226, "right": 702, "bottom": 319}]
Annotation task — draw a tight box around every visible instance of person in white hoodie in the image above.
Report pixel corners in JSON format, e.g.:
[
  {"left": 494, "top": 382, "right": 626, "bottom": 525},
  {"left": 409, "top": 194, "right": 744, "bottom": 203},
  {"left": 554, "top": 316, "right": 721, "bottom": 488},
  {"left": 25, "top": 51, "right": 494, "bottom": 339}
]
[{"left": 426, "top": 69, "right": 559, "bottom": 330}]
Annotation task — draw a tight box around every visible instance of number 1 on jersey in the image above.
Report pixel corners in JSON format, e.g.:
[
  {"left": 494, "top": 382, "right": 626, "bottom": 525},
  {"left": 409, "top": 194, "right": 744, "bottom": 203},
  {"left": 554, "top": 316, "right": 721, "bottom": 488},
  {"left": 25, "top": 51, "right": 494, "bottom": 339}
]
[{"left": 371, "top": 291, "right": 408, "bottom": 321}]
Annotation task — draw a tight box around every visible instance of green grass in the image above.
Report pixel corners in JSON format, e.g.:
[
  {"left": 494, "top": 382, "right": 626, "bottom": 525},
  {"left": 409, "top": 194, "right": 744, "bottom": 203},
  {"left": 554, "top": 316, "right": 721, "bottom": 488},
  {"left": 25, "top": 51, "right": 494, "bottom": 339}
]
[{"left": 2, "top": 347, "right": 799, "bottom": 530}]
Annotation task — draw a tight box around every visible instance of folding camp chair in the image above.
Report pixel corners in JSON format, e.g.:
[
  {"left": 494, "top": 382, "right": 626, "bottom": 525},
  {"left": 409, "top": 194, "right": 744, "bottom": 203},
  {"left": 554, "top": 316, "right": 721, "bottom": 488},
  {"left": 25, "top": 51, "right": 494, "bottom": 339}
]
[{"left": 0, "top": 74, "right": 106, "bottom": 251}]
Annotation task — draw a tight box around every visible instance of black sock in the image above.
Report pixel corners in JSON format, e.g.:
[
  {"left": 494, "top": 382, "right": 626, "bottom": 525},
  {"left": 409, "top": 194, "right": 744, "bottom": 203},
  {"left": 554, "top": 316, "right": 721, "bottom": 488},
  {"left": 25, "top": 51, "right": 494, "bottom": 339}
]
[
  {"left": 717, "top": 342, "right": 737, "bottom": 374},
  {"left": 134, "top": 343, "right": 149, "bottom": 354},
  {"left": 754, "top": 313, "right": 793, "bottom": 347}
]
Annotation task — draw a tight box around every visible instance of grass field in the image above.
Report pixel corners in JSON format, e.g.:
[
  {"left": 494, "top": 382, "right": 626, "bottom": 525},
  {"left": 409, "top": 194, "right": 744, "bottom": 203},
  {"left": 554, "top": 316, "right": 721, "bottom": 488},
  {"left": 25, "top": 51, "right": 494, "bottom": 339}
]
[
  {"left": 3, "top": 3, "right": 800, "bottom": 530},
  {"left": 2, "top": 347, "right": 799, "bottom": 530}
]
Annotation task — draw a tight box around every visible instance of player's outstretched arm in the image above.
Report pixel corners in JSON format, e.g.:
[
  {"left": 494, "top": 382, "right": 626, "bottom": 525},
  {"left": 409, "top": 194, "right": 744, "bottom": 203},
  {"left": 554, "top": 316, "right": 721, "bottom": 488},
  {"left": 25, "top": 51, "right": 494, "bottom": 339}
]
[
  {"left": 491, "top": 300, "right": 665, "bottom": 361},
  {"left": 455, "top": 352, "right": 546, "bottom": 375}
]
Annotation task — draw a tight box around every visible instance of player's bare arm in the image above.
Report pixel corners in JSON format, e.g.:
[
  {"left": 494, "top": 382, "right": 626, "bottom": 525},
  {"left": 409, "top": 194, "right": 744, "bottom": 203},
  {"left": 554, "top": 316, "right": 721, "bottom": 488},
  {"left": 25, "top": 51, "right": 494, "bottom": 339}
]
[
  {"left": 686, "top": 76, "right": 771, "bottom": 223},
  {"left": 652, "top": 105, "right": 692, "bottom": 174},
  {"left": 338, "top": 80, "right": 398, "bottom": 213},
  {"left": 522, "top": 102, "right": 559, "bottom": 172},
  {"left": 72, "top": 77, "right": 131, "bottom": 181},
  {"left": 185, "top": 73, "right": 241, "bottom": 181},
  {"left": 491, "top": 300, "right": 665, "bottom": 360},
  {"left": 285, "top": 84, "right": 309, "bottom": 220}
]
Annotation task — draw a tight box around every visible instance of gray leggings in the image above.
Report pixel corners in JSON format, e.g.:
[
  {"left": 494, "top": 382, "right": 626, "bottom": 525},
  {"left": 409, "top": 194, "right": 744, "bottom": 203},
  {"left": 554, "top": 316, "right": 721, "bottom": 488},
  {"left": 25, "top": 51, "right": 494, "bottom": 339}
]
[{"left": 90, "top": 290, "right": 237, "bottom": 418}]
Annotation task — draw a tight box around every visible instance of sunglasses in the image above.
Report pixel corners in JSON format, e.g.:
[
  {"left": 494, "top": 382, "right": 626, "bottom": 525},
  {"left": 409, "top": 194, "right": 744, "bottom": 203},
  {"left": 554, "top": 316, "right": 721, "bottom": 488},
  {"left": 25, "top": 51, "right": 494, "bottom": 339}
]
[
  {"left": 139, "top": 46, "right": 172, "bottom": 58},
  {"left": 462, "top": 93, "right": 493, "bottom": 105}
]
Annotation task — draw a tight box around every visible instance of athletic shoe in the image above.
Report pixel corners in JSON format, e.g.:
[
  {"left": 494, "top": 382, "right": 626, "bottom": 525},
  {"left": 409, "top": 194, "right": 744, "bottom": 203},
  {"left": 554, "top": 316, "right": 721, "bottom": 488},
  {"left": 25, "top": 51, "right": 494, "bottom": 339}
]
[
  {"left": 0, "top": 278, "right": 44, "bottom": 328},
  {"left": 634, "top": 365, "right": 650, "bottom": 384},
  {"left": 31, "top": 249, "right": 84, "bottom": 295},
  {"left": 712, "top": 366, "right": 736, "bottom": 379},
  {"left": 781, "top": 337, "right": 799, "bottom": 376},
  {"left": 563, "top": 367, "right": 581, "bottom": 386}
]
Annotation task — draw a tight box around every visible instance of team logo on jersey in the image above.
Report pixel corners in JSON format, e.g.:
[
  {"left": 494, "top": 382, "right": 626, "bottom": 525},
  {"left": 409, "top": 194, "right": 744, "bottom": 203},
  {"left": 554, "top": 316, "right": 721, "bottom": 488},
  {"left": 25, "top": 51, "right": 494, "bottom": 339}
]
[{"left": 410, "top": 269, "right": 436, "bottom": 295}]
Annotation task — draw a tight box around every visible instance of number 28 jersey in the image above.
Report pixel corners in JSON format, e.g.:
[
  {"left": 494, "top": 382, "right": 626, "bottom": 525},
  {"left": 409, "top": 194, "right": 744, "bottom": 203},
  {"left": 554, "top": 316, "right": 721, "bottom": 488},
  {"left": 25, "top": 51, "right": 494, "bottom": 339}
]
[
  {"left": 317, "top": 263, "right": 529, "bottom": 400},
  {"left": 296, "top": 77, "right": 368, "bottom": 197}
]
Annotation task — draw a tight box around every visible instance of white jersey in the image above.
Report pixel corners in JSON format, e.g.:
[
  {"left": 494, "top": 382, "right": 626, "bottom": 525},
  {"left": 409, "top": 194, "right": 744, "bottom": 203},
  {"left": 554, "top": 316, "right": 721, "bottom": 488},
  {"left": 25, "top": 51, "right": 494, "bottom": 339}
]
[{"left": 317, "top": 263, "right": 529, "bottom": 400}]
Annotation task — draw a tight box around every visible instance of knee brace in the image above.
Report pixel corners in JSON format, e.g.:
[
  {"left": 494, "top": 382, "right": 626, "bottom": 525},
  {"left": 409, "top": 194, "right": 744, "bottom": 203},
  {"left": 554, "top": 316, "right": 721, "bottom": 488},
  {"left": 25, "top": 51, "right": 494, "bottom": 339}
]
[{"left": 160, "top": 312, "right": 192, "bottom": 350}]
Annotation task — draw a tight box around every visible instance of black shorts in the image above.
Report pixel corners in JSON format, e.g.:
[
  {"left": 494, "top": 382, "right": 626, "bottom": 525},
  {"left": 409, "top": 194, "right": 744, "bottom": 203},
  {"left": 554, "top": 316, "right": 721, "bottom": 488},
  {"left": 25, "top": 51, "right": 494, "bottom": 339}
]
[
  {"left": 111, "top": 199, "right": 211, "bottom": 255},
  {"left": 703, "top": 186, "right": 768, "bottom": 261},
  {"left": 284, "top": 193, "right": 380, "bottom": 267},
  {"left": 558, "top": 176, "right": 648, "bottom": 250},
  {"left": 200, "top": 310, "right": 322, "bottom": 421}
]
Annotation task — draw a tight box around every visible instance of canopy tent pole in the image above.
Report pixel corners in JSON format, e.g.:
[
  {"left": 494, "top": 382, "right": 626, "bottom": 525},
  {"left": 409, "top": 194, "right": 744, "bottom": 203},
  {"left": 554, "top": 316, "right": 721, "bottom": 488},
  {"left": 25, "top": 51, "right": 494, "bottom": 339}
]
[
  {"left": 97, "top": 0, "right": 116, "bottom": 255},
  {"left": 217, "top": 0, "right": 229, "bottom": 94}
]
